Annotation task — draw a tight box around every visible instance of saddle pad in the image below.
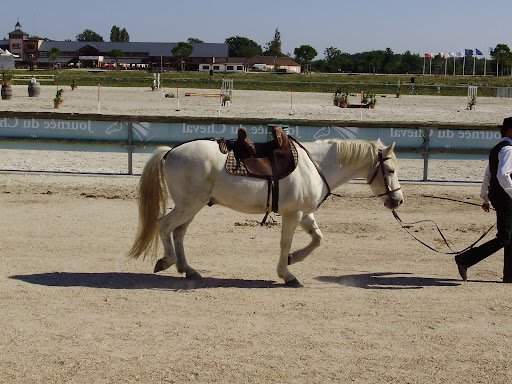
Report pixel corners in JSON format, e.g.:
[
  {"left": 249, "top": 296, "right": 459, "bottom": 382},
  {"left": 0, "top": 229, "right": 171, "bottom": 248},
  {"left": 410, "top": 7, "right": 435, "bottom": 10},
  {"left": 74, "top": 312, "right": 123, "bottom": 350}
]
[{"left": 226, "top": 140, "right": 298, "bottom": 179}]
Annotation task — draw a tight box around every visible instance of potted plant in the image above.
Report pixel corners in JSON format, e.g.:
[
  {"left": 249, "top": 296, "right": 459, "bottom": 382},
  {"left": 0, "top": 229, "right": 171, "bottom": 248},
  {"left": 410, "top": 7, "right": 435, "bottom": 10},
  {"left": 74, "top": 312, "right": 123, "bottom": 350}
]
[
  {"left": 2, "top": 70, "right": 12, "bottom": 86},
  {"left": 71, "top": 78, "right": 77, "bottom": 91},
  {"left": 1, "top": 70, "right": 13, "bottom": 100},
  {"left": 361, "top": 92, "right": 370, "bottom": 105},
  {"left": 222, "top": 95, "right": 231, "bottom": 106},
  {"left": 332, "top": 91, "right": 339, "bottom": 107},
  {"left": 396, "top": 87, "right": 401, "bottom": 98},
  {"left": 468, "top": 95, "right": 477, "bottom": 110},
  {"left": 338, "top": 92, "right": 348, "bottom": 108},
  {"left": 369, "top": 92, "right": 377, "bottom": 109},
  {"left": 53, "top": 88, "right": 64, "bottom": 108}
]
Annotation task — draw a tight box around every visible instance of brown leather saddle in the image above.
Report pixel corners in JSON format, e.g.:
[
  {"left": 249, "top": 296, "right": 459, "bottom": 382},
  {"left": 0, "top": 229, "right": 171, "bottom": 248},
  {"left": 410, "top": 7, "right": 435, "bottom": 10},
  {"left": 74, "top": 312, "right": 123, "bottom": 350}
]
[{"left": 219, "top": 126, "right": 298, "bottom": 215}]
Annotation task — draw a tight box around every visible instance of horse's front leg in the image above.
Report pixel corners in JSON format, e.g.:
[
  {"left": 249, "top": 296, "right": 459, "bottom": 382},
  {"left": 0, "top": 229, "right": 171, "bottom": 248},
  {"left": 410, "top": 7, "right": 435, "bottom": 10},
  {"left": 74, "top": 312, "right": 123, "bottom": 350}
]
[
  {"left": 288, "top": 213, "right": 323, "bottom": 265},
  {"left": 278, "top": 211, "right": 303, "bottom": 287}
]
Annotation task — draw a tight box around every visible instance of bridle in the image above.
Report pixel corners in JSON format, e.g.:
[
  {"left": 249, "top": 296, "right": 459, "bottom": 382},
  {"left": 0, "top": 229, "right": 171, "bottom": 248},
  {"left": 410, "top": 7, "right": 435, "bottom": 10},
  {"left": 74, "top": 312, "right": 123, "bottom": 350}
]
[{"left": 367, "top": 149, "right": 402, "bottom": 198}]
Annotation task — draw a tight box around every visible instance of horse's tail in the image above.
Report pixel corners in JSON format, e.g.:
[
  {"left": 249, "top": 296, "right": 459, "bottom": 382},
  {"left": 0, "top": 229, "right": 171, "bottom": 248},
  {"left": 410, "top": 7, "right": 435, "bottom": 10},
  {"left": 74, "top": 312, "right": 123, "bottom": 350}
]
[{"left": 127, "top": 146, "right": 171, "bottom": 260}]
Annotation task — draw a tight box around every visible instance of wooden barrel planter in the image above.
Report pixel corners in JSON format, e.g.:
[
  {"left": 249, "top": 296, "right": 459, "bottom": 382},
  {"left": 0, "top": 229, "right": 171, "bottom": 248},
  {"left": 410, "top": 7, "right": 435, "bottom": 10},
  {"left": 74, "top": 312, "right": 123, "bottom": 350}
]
[
  {"left": 1, "top": 84, "right": 12, "bottom": 100},
  {"left": 28, "top": 80, "right": 41, "bottom": 97}
]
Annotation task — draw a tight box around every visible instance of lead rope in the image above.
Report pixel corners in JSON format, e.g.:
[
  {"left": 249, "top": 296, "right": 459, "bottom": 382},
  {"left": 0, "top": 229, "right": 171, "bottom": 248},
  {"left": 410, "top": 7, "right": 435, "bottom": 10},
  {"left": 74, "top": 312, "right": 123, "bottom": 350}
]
[{"left": 391, "top": 202, "right": 496, "bottom": 255}]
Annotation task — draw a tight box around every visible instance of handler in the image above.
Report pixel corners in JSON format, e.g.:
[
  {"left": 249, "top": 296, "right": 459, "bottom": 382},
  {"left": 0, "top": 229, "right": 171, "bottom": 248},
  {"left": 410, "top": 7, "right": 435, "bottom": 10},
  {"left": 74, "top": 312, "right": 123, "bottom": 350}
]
[{"left": 455, "top": 117, "right": 512, "bottom": 283}]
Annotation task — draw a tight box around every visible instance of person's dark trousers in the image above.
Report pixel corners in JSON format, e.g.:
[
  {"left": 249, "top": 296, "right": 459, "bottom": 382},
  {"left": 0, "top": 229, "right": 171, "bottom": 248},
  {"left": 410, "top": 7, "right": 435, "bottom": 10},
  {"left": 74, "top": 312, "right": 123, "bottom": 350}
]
[
  {"left": 504, "top": 245, "right": 512, "bottom": 282},
  {"left": 457, "top": 189, "right": 512, "bottom": 280}
]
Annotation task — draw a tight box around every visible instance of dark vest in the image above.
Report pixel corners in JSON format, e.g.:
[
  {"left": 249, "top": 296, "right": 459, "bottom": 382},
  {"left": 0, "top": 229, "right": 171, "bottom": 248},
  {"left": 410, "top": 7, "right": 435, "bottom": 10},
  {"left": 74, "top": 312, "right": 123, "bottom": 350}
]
[{"left": 489, "top": 140, "right": 512, "bottom": 198}]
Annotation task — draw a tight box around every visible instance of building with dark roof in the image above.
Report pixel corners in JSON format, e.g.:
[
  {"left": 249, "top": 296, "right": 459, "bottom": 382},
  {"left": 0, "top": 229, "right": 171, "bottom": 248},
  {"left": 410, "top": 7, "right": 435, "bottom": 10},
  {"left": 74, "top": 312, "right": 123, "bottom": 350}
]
[
  {"left": 2, "top": 21, "right": 301, "bottom": 73},
  {"left": 2, "top": 21, "right": 229, "bottom": 70}
]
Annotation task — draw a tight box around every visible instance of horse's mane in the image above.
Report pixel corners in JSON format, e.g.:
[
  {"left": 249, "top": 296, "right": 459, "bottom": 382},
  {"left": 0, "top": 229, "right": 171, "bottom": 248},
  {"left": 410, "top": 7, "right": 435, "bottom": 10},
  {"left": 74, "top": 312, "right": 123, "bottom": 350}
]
[{"left": 327, "top": 138, "right": 396, "bottom": 168}]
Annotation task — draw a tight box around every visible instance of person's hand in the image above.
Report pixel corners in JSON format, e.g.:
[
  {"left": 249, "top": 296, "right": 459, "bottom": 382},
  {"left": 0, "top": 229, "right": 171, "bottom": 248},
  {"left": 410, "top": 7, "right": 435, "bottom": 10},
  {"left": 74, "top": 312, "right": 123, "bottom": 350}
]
[{"left": 482, "top": 203, "right": 490, "bottom": 212}]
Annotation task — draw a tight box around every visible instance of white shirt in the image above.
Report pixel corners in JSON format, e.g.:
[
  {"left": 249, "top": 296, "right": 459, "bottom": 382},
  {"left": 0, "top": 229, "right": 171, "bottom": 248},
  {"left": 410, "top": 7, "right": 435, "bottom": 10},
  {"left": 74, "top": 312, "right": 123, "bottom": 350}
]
[{"left": 481, "top": 137, "right": 512, "bottom": 203}]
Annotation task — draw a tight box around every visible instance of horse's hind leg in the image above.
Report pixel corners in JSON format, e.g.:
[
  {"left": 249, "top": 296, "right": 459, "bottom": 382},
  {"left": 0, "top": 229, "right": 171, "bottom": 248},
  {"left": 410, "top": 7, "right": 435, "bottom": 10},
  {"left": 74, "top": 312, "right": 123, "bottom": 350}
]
[
  {"left": 173, "top": 217, "right": 202, "bottom": 279},
  {"left": 288, "top": 213, "right": 323, "bottom": 265},
  {"left": 154, "top": 204, "right": 203, "bottom": 277}
]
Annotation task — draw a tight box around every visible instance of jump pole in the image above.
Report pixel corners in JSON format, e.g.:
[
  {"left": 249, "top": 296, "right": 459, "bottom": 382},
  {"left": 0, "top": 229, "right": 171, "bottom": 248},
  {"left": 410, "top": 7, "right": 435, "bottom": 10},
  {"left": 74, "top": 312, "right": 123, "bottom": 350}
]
[
  {"left": 218, "top": 87, "right": 222, "bottom": 117},
  {"left": 289, "top": 88, "right": 294, "bottom": 115},
  {"left": 360, "top": 91, "right": 363, "bottom": 121},
  {"left": 176, "top": 83, "right": 180, "bottom": 111},
  {"left": 97, "top": 84, "right": 101, "bottom": 114}
]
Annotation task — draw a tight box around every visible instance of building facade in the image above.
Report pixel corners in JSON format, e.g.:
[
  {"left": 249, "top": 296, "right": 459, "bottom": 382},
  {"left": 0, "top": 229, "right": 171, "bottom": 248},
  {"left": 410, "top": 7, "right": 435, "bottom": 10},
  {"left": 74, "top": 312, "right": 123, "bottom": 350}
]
[
  {"left": 1, "top": 22, "right": 300, "bottom": 73},
  {"left": 1, "top": 22, "right": 229, "bottom": 70}
]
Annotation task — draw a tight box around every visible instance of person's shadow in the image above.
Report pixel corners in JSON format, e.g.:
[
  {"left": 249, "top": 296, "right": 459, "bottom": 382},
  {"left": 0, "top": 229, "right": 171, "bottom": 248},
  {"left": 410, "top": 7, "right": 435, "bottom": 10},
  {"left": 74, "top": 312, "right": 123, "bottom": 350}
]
[
  {"left": 315, "top": 272, "right": 461, "bottom": 289},
  {"left": 9, "top": 272, "right": 281, "bottom": 290}
]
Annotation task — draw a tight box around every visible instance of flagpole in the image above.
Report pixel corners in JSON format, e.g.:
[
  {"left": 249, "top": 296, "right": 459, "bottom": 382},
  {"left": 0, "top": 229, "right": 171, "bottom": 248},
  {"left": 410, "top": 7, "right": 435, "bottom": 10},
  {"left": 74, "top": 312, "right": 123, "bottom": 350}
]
[
  {"left": 423, "top": 57, "right": 425, "bottom": 75},
  {"left": 473, "top": 56, "right": 476, "bottom": 76},
  {"left": 463, "top": 56, "right": 466, "bottom": 76},
  {"left": 454, "top": 55, "right": 456, "bottom": 76}
]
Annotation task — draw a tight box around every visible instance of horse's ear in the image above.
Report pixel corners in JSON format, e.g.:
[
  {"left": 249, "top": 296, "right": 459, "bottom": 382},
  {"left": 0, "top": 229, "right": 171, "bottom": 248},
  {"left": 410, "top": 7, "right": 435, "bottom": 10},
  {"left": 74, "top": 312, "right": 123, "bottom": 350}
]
[{"left": 382, "top": 142, "right": 396, "bottom": 157}]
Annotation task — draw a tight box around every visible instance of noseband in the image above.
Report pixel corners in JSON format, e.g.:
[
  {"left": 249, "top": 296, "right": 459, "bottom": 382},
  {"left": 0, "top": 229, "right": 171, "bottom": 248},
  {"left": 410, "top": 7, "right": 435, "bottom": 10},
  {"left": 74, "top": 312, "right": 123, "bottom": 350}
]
[{"left": 368, "top": 150, "right": 402, "bottom": 198}]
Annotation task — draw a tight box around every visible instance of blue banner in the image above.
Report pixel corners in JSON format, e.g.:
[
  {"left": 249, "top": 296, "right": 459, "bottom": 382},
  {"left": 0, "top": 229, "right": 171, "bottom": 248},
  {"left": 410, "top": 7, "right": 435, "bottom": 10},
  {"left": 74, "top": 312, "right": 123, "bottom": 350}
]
[{"left": 0, "top": 117, "right": 501, "bottom": 158}]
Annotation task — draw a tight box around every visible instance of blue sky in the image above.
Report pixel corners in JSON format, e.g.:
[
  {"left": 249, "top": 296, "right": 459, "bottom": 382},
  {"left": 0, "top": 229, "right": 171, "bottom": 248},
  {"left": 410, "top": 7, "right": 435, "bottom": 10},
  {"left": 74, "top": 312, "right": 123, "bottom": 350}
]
[{"left": 3, "top": 0, "right": 511, "bottom": 59}]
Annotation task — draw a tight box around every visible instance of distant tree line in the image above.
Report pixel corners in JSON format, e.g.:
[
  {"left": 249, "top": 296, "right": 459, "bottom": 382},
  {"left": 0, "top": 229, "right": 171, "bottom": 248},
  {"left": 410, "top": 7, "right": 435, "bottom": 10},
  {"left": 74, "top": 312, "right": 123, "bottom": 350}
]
[{"left": 72, "top": 26, "right": 512, "bottom": 75}]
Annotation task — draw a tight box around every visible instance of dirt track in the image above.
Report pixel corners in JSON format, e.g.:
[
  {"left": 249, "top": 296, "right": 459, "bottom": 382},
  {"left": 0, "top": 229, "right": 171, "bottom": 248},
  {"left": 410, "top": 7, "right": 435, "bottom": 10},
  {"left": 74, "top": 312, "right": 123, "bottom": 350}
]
[{"left": 1, "top": 170, "right": 511, "bottom": 383}]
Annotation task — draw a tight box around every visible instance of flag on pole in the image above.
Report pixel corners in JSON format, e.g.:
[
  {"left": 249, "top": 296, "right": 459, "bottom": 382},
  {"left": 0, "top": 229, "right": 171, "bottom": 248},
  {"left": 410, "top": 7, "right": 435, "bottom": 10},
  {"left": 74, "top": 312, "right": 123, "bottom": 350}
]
[
  {"left": 456, "top": 51, "right": 464, "bottom": 57},
  {"left": 488, "top": 46, "right": 494, "bottom": 55},
  {"left": 475, "top": 48, "right": 483, "bottom": 56},
  {"left": 465, "top": 49, "right": 473, "bottom": 56},
  {"left": 424, "top": 53, "right": 432, "bottom": 59}
]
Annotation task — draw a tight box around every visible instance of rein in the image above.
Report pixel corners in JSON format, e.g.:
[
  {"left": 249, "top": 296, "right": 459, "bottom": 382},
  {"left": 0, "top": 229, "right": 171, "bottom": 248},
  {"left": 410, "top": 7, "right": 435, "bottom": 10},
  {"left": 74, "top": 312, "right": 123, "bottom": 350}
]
[{"left": 392, "top": 208, "right": 495, "bottom": 255}]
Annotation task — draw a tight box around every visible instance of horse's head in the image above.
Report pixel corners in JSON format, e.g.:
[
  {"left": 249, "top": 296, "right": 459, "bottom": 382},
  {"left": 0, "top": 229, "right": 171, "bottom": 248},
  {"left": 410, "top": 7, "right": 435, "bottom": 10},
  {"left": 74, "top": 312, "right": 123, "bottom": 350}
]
[{"left": 367, "top": 141, "right": 404, "bottom": 209}]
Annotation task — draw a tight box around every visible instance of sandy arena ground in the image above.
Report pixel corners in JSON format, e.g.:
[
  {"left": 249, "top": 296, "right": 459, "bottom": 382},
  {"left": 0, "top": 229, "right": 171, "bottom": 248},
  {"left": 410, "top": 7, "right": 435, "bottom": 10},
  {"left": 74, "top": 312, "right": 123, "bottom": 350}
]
[
  {"left": 1, "top": 84, "right": 511, "bottom": 124},
  {"left": 1, "top": 87, "right": 511, "bottom": 383}
]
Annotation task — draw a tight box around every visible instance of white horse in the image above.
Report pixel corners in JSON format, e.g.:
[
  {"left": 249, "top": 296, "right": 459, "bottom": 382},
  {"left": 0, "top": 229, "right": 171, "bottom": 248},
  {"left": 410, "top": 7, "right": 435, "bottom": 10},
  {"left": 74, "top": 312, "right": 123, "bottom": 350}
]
[{"left": 128, "top": 137, "right": 404, "bottom": 287}]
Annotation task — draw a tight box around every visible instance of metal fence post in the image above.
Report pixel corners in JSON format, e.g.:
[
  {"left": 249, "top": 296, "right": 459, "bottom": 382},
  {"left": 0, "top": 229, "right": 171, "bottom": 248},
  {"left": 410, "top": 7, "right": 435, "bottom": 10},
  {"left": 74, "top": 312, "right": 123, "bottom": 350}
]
[
  {"left": 127, "top": 121, "right": 133, "bottom": 175},
  {"left": 422, "top": 127, "right": 430, "bottom": 181}
]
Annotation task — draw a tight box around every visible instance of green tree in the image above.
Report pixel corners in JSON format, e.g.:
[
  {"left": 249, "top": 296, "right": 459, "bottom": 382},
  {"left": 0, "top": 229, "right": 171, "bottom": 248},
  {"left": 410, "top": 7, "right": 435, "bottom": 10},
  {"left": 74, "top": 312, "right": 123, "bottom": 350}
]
[
  {"left": 264, "top": 28, "right": 283, "bottom": 57},
  {"left": 119, "top": 28, "right": 129, "bottom": 42},
  {"left": 324, "top": 47, "right": 342, "bottom": 62},
  {"left": 172, "top": 42, "right": 194, "bottom": 71},
  {"left": 47, "top": 47, "right": 61, "bottom": 69},
  {"left": 398, "top": 50, "right": 422, "bottom": 74},
  {"left": 76, "top": 29, "right": 104, "bottom": 42},
  {"left": 491, "top": 44, "right": 512, "bottom": 76},
  {"left": 107, "top": 49, "right": 125, "bottom": 70},
  {"left": 110, "top": 26, "right": 120, "bottom": 42},
  {"left": 188, "top": 38, "right": 204, "bottom": 44},
  {"left": 366, "top": 50, "right": 385, "bottom": 73},
  {"left": 225, "top": 36, "right": 262, "bottom": 57},
  {"left": 294, "top": 45, "right": 317, "bottom": 65},
  {"left": 110, "top": 26, "right": 129, "bottom": 42}
]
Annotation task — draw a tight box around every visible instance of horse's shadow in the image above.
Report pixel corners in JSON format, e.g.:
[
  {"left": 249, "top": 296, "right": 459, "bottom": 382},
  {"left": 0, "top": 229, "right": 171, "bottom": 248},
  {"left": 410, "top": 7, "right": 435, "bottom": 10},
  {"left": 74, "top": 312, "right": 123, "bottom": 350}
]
[
  {"left": 316, "top": 272, "right": 461, "bottom": 289},
  {"left": 9, "top": 272, "right": 281, "bottom": 290}
]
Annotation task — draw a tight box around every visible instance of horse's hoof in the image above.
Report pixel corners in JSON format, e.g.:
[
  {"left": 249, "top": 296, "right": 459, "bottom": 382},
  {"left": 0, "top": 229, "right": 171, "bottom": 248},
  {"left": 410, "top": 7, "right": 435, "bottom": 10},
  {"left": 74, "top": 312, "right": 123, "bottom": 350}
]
[
  {"left": 285, "top": 278, "right": 303, "bottom": 288},
  {"left": 154, "top": 259, "right": 165, "bottom": 273},
  {"left": 186, "top": 271, "right": 202, "bottom": 280}
]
